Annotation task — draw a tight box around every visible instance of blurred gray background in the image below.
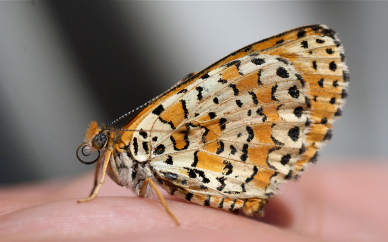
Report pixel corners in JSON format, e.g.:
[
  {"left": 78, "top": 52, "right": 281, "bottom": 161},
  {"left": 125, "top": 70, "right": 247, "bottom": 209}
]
[{"left": 1, "top": 1, "right": 387, "bottom": 185}]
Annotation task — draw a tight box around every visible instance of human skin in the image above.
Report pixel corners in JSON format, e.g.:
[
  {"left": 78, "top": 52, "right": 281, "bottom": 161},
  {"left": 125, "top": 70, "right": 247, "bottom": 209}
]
[{"left": 0, "top": 160, "right": 387, "bottom": 242}]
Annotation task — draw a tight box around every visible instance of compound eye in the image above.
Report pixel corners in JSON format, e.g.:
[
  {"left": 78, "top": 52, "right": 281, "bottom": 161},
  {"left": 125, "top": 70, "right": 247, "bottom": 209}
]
[{"left": 92, "top": 133, "right": 108, "bottom": 150}]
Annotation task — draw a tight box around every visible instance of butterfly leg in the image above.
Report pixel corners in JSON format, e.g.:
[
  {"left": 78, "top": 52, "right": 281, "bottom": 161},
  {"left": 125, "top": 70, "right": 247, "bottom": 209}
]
[
  {"left": 90, "top": 157, "right": 101, "bottom": 195},
  {"left": 140, "top": 178, "right": 180, "bottom": 225},
  {"left": 78, "top": 149, "right": 112, "bottom": 203}
]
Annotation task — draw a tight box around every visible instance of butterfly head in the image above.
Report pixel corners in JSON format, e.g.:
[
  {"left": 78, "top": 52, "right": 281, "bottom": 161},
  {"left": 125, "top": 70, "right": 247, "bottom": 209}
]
[{"left": 76, "top": 121, "right": 110, "bottom": 165}]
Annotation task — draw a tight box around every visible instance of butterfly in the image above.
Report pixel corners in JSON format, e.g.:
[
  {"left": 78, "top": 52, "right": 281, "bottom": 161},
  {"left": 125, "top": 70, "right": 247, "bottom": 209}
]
[{"left": 76, "top": 24, "right": 348, "bottom": 225}]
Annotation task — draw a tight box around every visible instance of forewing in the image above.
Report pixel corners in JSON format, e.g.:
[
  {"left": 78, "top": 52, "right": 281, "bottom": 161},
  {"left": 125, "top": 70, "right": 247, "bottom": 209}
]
[{"left": 126, "top": 24, "right": 348, "bottom": 203}]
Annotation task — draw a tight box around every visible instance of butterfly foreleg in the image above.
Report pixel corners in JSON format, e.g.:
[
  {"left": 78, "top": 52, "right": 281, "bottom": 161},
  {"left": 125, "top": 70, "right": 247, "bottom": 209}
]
[{"left": 78, "top": 149, "right": 112, "bottom": 203}]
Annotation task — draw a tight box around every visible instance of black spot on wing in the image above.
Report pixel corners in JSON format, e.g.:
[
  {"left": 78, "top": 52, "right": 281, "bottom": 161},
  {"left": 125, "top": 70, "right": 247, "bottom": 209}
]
[
  {"left": 323, "top": 129, "right": 333, "bottom": 141},
  {"left": 139, "top": 129, "right": 147, "bottom": 139},
  {"left": 229, "top": 199, "right": 237, "bottom": 211},
  {"left": 271, "top": 85, "right": 278, "bottom": 101},
  {"left": 185, "top": 193, "right": 194, "bottom": 201},
  {"left": 153, "top": 144, "right": 166, "bottom": 155},
  {"left": 204, "top": 195, "right": 211, "bottom": 206},
  {"left": 276, "top": 67, "right": 289, "bottom": 78},
  {"left": 191, "top": 151, "right": 199, "bottom": 167},
  {"left": 280, "top": 154, "right": 291, "bottom": 165},
  {"left": 305, "top": 96, "right": 311, "bottom": 108},
  {"left": 185, "top": 168, "right": 210, "bottom": 183},
  {"left": 222, "top": 160, "right": 233, "bottom": 175},
  {"left": 180, "top": 99, "right": 189, "bottom": 119},
  {"left": 161, "top": 171, "right": 178, "bottom": 180},
  {"left": 326, "top": 48, "right": 334, "bottom": 54},
  {"left": 218, "top": 78, "right": 228, "bottom": 84},
  {"left": 201, "top": 73, "right": 210, "bottom": 79},
  {"left": 301, "top": 40, "right": 308, "bottom": 49},
  {"left": 196, "top": 86, "right": 203, "bottom": 100},
  {"left": 133, "top": 137, "right": 138, "bottom": 155},
  {"left": 236, "top": 100, "right": 243, "bottom": 107},
  {"left": 152, "top": 105, "right": 164, "bottom": 115},
  {"left": 230, "top": 145, "right": 237, "bottom": 155},
  {"left": 251, "top": 58, "right": 265, "bottom": 65},
  {"left": 241, "top": 183, "right": 246, "bottom": 193},
  {"left": 256, "top": 107, "right": 267, "bottom": 122},
  {"left": 297, "top": 29, "right": 306, "bottom": 38},
  {"left": 329, "top": 61, "right": 337, "bottom": 71},
  {"left": 276, "top": 57, "right": 289, "bottom": 65},
  {"left": 165, "top": 155, "right": 173, "bottom": 165},
  {"left": 293, "top": 106, "right": 303, "bottom": 118},
  {"left": 288, "top": 126, "right": 300, "bottom": 142},
  {"left": 246, "top": 126, "right": 254, "bottom": 142},
  {"left": 240, "top": 144, "right": 248, "bottom": 162},
  {"left": 318, "top": 78, "right": 324, "bottom": 88},
  {"left": 142, "top": 142, "right": 149, "bottom": 154},
  {"left": 177, "top": 88, "right": 188, "bottom": 94},
  {"left": 249, "top": 91, "right": 258, "bottom": 105},
  {"left": 288, "top": 85, "right": 300, "bottom": 98},
  {"left": 245, "top": 166, "right": 258, "bottom": 183},
  {"left": 208, "top": 112, "right": 217, "bottom": 119},
  {"left": 296, "top": 74, "right": 305, "bottom": 87},
  {"left": 218, "top": 197, "right": 225, "bottom": 208},
  {"left": 312, "top": 61, "right": 317, "bottom": 70},
  {"left": 310, "top": 152, "right": 319, "bottom": 163},
  {"left": 341, "top": 89, "right": 348, "bottom": 99},
  {"left": 340, "top": 53, "right": 346, "bottom": 62},
  {"left": 335, "top": 108, "right": 342, "bottom": 117},
  {"left": 229, "top": 84, "right": 239, "bottom": 96},
  {"left": 216, "top": 141, "right": 225, "bottom": 154},
  {"left": 216, "top": 177, "right": 226, "bottom": 191},
  {"left": 225, "top": 59, "right": 241, "bottom": 68},
  {"left": 219, "top": 118, "right": 227, "bottom": 130}
]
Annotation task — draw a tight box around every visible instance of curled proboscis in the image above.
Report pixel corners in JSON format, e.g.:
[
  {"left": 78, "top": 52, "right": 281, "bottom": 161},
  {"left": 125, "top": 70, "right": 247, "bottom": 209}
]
[{"left": 76, "top": 143, "right": 100, "bottom": 165}]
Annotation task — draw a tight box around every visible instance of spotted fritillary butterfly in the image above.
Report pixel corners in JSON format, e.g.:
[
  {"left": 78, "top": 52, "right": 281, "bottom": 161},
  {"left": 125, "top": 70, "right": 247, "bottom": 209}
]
[{"left": 77, "top": 24, "right": 349, "bottom": 225}]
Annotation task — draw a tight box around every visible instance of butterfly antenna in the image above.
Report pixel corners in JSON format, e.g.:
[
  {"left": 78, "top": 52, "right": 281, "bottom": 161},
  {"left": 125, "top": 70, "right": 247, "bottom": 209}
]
[
  {"left": 105, "top": 94, "right": 162, "bottom": 127},
  {"left": 106, "top": 78, "right": 190, "bottom": 127}
]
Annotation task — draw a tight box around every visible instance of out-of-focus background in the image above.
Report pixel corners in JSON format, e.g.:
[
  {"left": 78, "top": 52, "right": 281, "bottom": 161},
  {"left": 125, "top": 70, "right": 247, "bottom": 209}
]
[{"left": 1, "top": 1, "right": 387, "bottom": 185}]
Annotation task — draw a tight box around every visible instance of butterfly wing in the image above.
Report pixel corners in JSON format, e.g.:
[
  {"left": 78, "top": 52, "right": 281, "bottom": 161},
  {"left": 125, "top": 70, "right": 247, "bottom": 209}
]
[{"left": 123, "top": 24, "right": 348, "bottom": 214}]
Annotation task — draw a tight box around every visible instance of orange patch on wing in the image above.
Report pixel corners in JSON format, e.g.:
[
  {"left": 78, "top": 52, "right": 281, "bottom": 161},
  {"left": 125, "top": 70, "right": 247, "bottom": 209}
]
[
  {"left": 263, "top": 104, "right": 281, "bottom": 122},
  {"left": 235, "top": 72, "right": 260, "bottom": 93},
  {"left": 256, "top": 86, "right": 275, "bottom": 104},
  {"left": 247, "top": 146, "right": 271, "bottom": 167},
  {"left": 159, "top": 101, "right": 187, "bottom": 129},
  {"left": 195, "top": 151, "right": 224, "bottom": 173},
  {"left": 242, "top": 198, "right": 267, "bottom": 216},
  {"left": 252, "top": 123, "right": 274, "bottom": 144},
  {"left": 221, "top": 65, "right": 241, "bottom": 80},
  {"left": 251, "top": 169, "right": 276, "bottom": 190},
  {"left": 170, "top": 126, "right": 189, "bottom": 150}
]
